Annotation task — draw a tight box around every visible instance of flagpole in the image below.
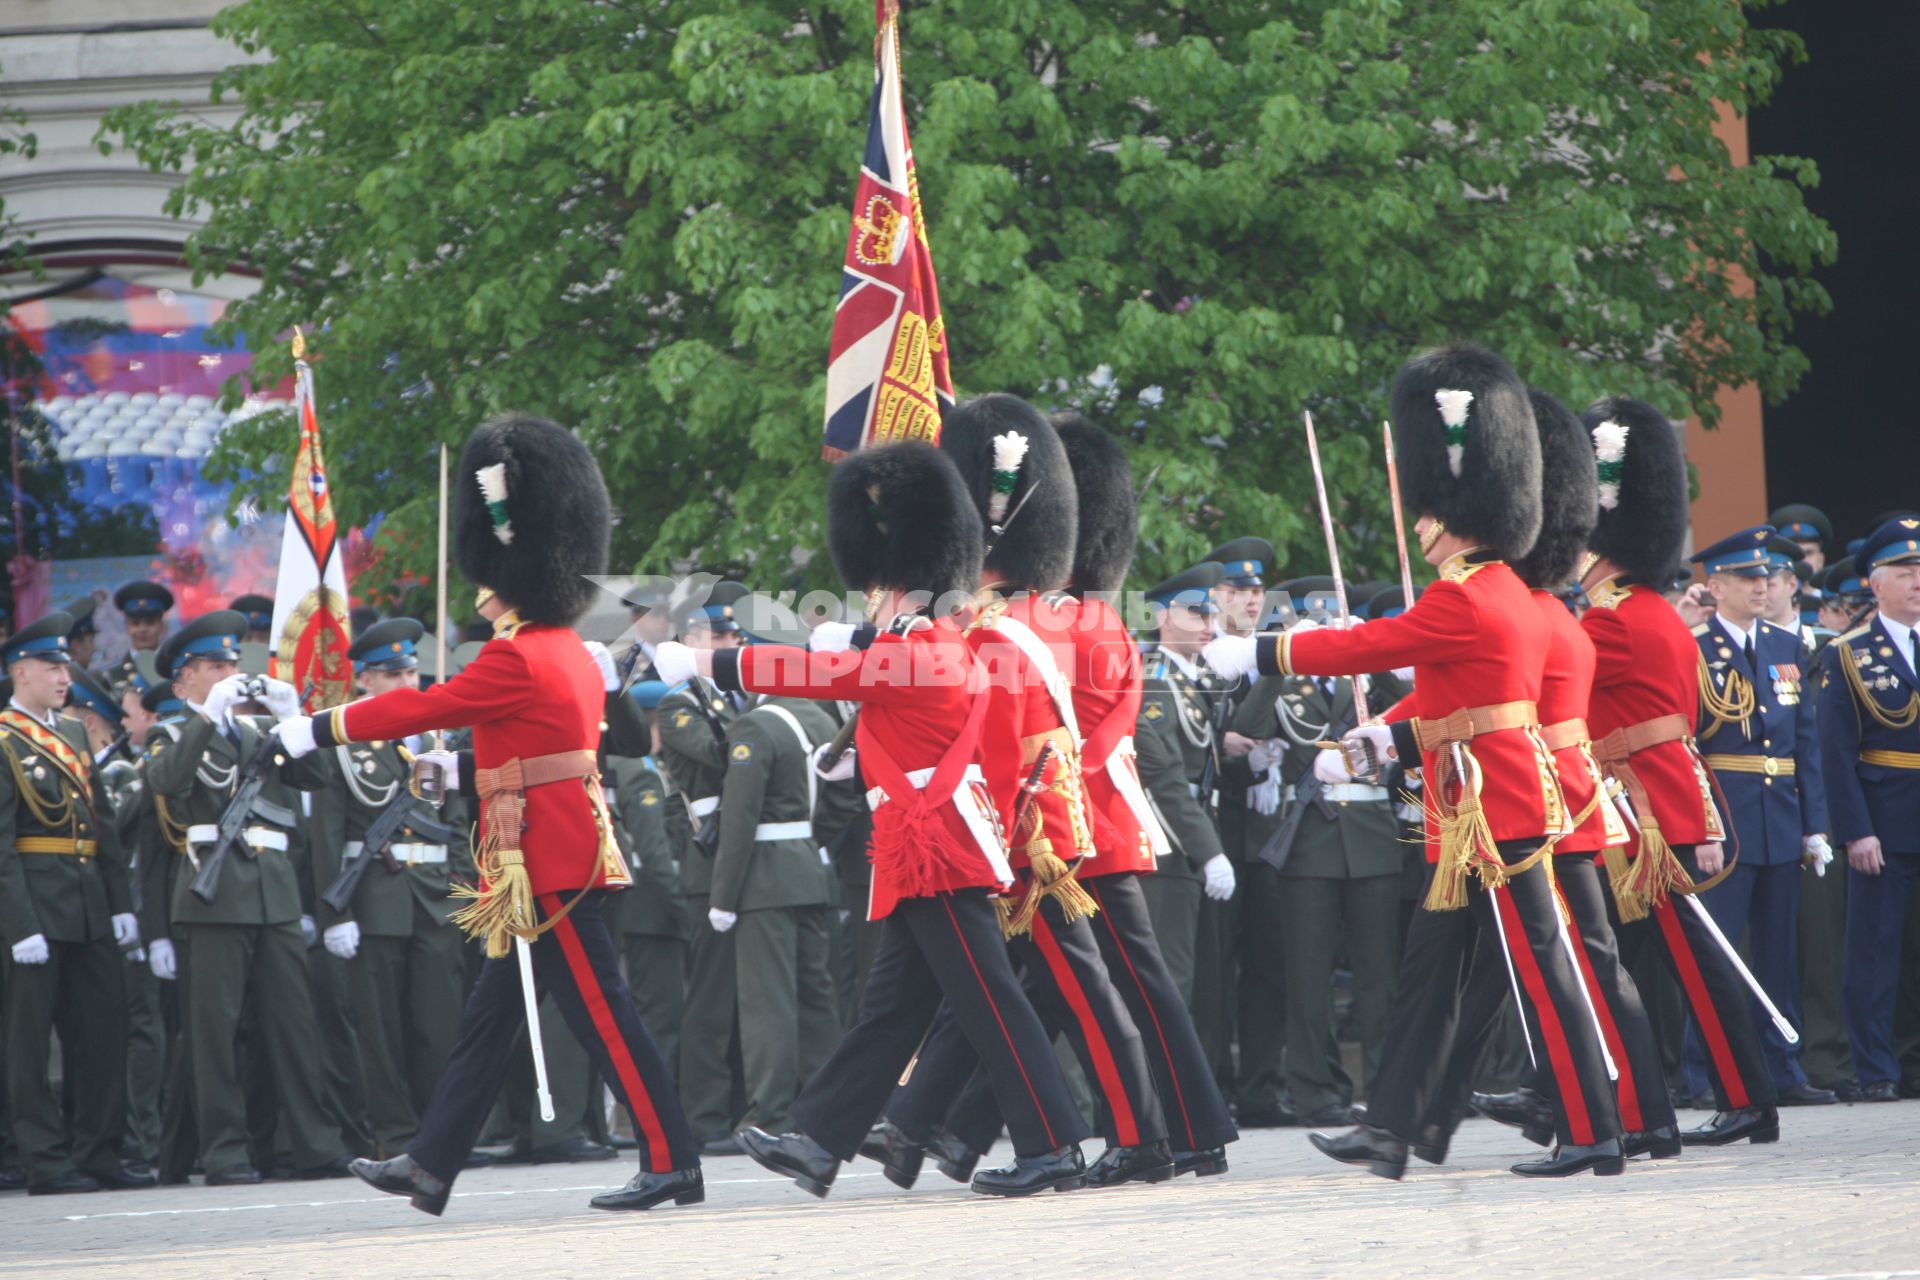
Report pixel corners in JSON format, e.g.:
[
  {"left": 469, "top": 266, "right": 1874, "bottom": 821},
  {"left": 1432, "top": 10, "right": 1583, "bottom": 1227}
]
[{"left": 435, "top": 442, "right": 448, "bottom": 749}]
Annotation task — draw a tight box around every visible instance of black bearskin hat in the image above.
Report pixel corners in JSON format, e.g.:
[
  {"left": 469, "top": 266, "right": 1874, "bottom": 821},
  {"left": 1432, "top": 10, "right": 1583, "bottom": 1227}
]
[
  {"left": 1051, "top": 411, "right": 1136, "bottom": 594},
  {"left": 827, "top": 441, "right": 983, "bottom": 603},
  {"left": 1582, "top": 396, "right": 1689, "bottom": 587},
  {"left": 1390, "top": 342, "right": 1541, "bottom": 560},
  {"left": 1514, "top": 388, "right": 1598, "bottom": 590},
  {"left": 938, "top": 394, "right": 1078, "bottom": 592},
  {"left": 455, "top": 413, "right": 610, "bottom": 627}
]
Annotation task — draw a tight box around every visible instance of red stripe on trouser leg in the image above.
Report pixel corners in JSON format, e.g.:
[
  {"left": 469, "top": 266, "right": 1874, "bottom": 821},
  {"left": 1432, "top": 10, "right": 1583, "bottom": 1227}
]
[
  {"left": 541, "top": 896, "right": 674, "bottom": 1173},
  {"left": 1029, "top": 910, "right": 1142, "bottom": 1147},
  {"left": 1558, "top": 896, "right": 1642, "bottom": 1132},
  {"left": 1652, "top": 898, "right": 1751, "bottom": 1110},
  {"left": 938, "top": 895, "right": 1057, "bottom": 1151},
  {"left": 1090, "top": 881, "right": 1196, "bottom": 1149},
  {"left": 1490, "top": 885, "right": 1597, "bottom": 1146}
]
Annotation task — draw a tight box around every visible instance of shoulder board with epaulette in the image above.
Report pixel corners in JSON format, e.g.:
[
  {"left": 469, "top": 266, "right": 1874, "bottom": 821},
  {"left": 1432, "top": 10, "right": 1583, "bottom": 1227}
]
[
  {"left": 1691, "top": 623, "right": 1711, "bottom": 636},
  {"left": 1585, "top": 577, "right": 1630, "bottom": 610},
  {"left": 1143, "top": 652, "right": 1169, "bottom": 680},
  {"left": 1442, "top": 560, "right": 1487, "bottom": 585},
  {"left": 1759, "top": 620, "right": 1791, "bottom": 637},
  {"left": 1837, "top": 624, "right": 1873, "bottom": 645}
]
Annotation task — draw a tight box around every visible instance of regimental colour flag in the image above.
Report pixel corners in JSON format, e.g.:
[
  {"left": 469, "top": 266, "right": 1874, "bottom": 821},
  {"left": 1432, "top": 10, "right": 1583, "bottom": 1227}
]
[
  {"left": 267, "top": 339, "right": 353, "bottom": 709},
  {"left": 821, "top": 0, "right": 955, "bottom": 461}
]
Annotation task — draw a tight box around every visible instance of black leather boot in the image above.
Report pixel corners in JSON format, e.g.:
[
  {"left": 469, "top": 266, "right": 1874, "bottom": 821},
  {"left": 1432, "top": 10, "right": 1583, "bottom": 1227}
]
[
  {"left": 1308, "top": 1125, "right": 1407, "bottom": 1181},
  {"left": 589, "top": 1166, "right": 704, "bottom": 1211},
  {"left": 971, "top": 1145, "right": 1086, "bottom": 1196},
  {"left": 926, "top": 1129, "right": 980, "bottom": 1184},
  {"left": 350, "top": 1155, "right": 451, "bottom": 1216},
  {"left": 1511, "top": 1137, "right": 1626, "bottom": 1177},
  {"left": 858, "top": 1120, "right": 925, "bottom": 1190},
  {"left": 1472, "top": 1087, "right": 1555, "bottom": 1148},
  {"left": 738, "top": 1128, "right": 839, "bottom": 1198},
  {"left": 1681, "top": 1106, "right": 1780, "bottom": 1146},
  {"left": 1082, "top": 1141, "right": 1175, "bottom": 1188},
  {"left": 1622, "top": 1125, "right": 1683, "bottom": 1159}
]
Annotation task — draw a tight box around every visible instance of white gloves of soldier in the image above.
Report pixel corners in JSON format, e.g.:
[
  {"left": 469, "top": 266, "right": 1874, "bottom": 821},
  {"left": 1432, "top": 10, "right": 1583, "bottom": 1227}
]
[
  {"left": 261, "top": 677, "right": 302, "bottom": 721},
  {"left": 201, "top": 673, "right": 249, "bottom": 724},
  {"left": 809, "top": 622, "right": 857, "bottom": 653},
  {"left": 1202, "top": 854, "right": 1237, "bottom": 901},
  {"left": 10, "top": 933, "right": 49, "bottom": 965},
  {"left": 1803, "top": 833, "right": 1833, "bottom": 877},
  {"left": 1247, "top": 766, "right": 1283, "bottom": 816},
  {"left": 811, "top": 742, "right": 857, "bottom": 782},
  {"left": 148, "top": 938, "right": 177, "bottom": 981},
  {"left": 1246, "top": 738, "right": 1286, "bottom": 773},
  {"left": 112, "top": 913, "right": 140, "bottom": 948},
  {"left": 415, "top": 749, "right": 460, "bottom": 796},
  {"left": 323, "top": 921, "right": 360, "bottom": 960},
  {"left": 273, "top": 715, "right": 318, "bottom": 759},
  {"left": 1200, "top": 633, "right": 1257, "bottom": 683},
  {"left": 300, "top": 914, "right": 317, "bottom": 947},
  {"left": 654, "top": 640, "right": 699, "bottom": 687},
  {"left": 583, "top": 640, "right": 620, "bottom": 692},
  {"left": 1313, "top": 744, "right": 1354, "bottom": 785},
  {"left": 708, "top": 908, "right": 738, "bottom": 934},
  {"left": 1344, "top": 723, "right": 1397, "bottom": 766}
]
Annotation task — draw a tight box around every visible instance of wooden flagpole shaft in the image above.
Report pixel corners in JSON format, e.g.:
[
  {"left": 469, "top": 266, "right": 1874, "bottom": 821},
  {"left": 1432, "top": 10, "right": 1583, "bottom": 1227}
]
[
  {"left": 1302, "top": 411, "right": 1371, "bottom": 726},
  {"left": 435, "top": 443, "right": 449, "bottom": 749}
]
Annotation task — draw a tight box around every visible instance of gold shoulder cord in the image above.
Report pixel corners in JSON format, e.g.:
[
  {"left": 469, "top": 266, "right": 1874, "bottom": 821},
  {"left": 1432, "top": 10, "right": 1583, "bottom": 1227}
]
[
  {"left": 1696, "top": 651, "right": 1755, "bottom": 742},
  {"left": 1840, "top": 642, "right": 1920, "bottom": 730},
  {"left": 1, "top": 732, "right": 78, "bottom": 832}
]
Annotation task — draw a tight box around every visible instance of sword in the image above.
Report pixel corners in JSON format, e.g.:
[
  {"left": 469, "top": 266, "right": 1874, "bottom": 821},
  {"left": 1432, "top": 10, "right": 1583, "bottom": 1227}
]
[
  {"left": 1304, "top": 410, "right": 1379, "bottom": 781},
  {"left": 1679, "top": 893, "right": 1801, "bottom": 1045},
  {"left": 1454, "top": 739, "right": 1536, "bottom": 1072},
  {"left": 1383, "top": 421, "right": 1417, "bottom": 606},
  {"left": 1549, "top": 892, "right": 1620, "bottom": 1081},
  {"left": 516, "top": 936, "right": 557, "bottom": 1122}
]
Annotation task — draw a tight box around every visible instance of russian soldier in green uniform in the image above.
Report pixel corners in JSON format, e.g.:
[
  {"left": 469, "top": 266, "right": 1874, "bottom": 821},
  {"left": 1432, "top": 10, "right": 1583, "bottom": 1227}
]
[
  {"left": 606, "top": 680, "right": 690, "bottom": 1078},
  {"left": 107, "top": 582, "right": 174, "bottom": 695}
]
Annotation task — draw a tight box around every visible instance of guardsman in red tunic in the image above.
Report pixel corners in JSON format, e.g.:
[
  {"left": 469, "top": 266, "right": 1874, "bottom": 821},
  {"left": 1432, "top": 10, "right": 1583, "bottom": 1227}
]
[
  {"left": 1207, "top": 344, "right": 1623, "bottom": 1178},
  {"left": 276, "top": 414, "right": 701, "bottom": 1215},
  {"left": 1427, "top": 389, "right": 1682, "bottom": 1160},
  {"left": 662, "top": 441, "right": 1091, "bottom": 1199},
  {"left": 1573, "top": 396, "right": 1781, "bottom": 1146}
]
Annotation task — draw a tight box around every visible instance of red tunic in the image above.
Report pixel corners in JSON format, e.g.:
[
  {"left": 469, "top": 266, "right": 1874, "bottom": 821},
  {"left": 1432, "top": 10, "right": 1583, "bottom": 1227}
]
[
  {"left": 1264, "top": 557, "right": 1560, "bottom": 851},
  {"left": 1065, "top": 595, "right": 1159, "bottom": 878},
  {"left": 1532, "top": 590, "right": 1628, "bottom": 855},
  {"left": 729, "top": 621, "right": 1011, "bottom": 919},
  {"left": 318, "top": 622, "right": 615, "bottom": 898},
  {"left": 1581, "top": 578, "right": 1718, "bottom": 845}
]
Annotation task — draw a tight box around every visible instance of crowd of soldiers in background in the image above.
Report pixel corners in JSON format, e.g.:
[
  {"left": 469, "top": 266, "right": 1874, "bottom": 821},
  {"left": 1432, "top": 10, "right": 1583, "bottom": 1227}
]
[{"left": 2, "top": 490, "right": 1916, "bottom": 1196}]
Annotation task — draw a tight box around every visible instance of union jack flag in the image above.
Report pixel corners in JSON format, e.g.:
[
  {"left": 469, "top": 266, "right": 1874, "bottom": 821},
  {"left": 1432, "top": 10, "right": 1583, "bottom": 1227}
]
[{"left": 821, "top": 0, "right": 954, "bottom": 461}]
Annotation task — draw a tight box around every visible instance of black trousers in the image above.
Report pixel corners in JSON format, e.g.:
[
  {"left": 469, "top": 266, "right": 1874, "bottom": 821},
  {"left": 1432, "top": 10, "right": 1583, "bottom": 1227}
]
[
  {"left": 1613, "top": 846, "right": 1778, "bottom": 1111},
  {"left": 3, "top": 937, "right": 127, "bottom": 1184},
  {"left": 1364, "top": 842, "right": 1621, "bottom": 1148},
  {"left": 791, "top": 889, "right": 1088, "bottom": 1161},
  {"left": 409, "top": 892, "right": 698, "bottom": 1182}
]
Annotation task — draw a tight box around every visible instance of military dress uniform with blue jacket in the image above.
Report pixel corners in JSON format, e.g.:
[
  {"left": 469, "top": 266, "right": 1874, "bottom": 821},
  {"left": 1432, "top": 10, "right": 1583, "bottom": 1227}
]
[
  {"left": 1817, "top": 518, "right": 1920, "bottom": 1097},
  {"left": 1686, "top": 527, "right": 1828, "bottom": 1098}
]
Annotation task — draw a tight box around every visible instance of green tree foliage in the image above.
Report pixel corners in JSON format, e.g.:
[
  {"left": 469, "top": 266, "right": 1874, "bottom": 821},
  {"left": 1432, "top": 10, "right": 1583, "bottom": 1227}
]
[{"left": 104, "top": 0, "right": 1833, "bottom": 598}]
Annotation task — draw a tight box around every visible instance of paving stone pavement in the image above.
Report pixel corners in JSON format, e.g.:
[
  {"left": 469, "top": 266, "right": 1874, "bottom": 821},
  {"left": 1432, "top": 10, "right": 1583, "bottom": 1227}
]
[{"left": 6, "top": 1102, "right": 1918, "bottom": 1280}]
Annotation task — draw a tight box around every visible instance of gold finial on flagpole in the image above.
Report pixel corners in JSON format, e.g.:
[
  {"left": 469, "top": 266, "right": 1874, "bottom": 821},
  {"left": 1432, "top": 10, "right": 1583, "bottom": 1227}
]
[{"left": 291, "top": 325, "right": 306, "bottom": 361}]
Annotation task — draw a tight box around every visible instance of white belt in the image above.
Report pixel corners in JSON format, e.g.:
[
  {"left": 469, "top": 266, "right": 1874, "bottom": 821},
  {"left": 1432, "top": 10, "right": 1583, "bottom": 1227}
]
[
  {"left": 754, "top": 821, "right": 813, "bottom": 841},
  {"left": 1094, "top": 735, "right": 1170, "bottom": 859},
  {"left": 186, "top": 823, "right": 288, "bottom": 853},
  {"left": 865, "top": 762, "right": 1013, "bottom": 886},
  {"left": 1285, "top": 783, "right": 1390, "bottom": 804},
  {"left": 390, "top": 842, "right": 448, "bottom": 865},
  {"left": 688, "top": 795, "right": 720, "bottom": 818}
]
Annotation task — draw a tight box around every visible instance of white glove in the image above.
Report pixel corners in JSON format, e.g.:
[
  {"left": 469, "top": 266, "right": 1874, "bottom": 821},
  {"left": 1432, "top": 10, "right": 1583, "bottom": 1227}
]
[
  {"left": 1248, "top": 767, "right": 1283, "bottom": 816},
  {"left": 1289, "top": 618, "right": 1325, "bottom": 635},
  {"left": 1200, "top": 633, "right": 1257, "bottom": 682},
  {"left": 261, "top": 677, "right": 302, "bottom": 721},
  {"left": 1313, "top": 745, "right": 1354, "bottom": 784},
  {"left": 300, "top": 914, "right": 317, "bottom": 946},
  {"left": 112, "top": 913, "right": 140, "bottom": 948},
  {"left": 1804, "top": 833, "right": 1833, "bottom": 877},
  {"left": 1201, "top": 854, "right": 1237, "bottom": 901},
  {"left": 809, "top": 621, "right": 857, "bottom": 653},
  {"left": 323, "top": 921, "right": 360, "bottom": 960},
  {"left": 201, "top": 673, "right": 249, "bottom": 723},
  {"left": 148, "top": 937, "right": 177, "bottom": 980},
  {"left": 1344, "top": 723, "right": 1397, "bottom": 764},
  {"left": 1247, "top": 738, "right": 1286, "bottom": 773},
  {"left": 274, "top": 715, "right": 318, "bottom": 759},
  {"left": 10, "top": 933, "right": 49, "bottom": 965},
  {"left": 416, "top": 749, "right": 460, "bottom": 796},
  {"left": 708, "top": 907, "right": 738, "bottom": 933},
  {"left": 1392, "top": 666, "right": 1414, "bottom": 683},
  {"left": 811, "top": 742, "right": 857, "bottom": 781},
  {"left": 654, "top": 640, "right": 699, "bottom": 687},
  {"left": 583, "top": 640, "right": 620, "bottom": 692}
]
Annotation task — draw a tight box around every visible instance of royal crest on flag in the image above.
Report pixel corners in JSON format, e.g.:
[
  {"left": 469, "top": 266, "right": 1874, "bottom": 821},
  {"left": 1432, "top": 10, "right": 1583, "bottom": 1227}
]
[
  {"left": 821, "top": 0, "right": 954, "bottom": 461},
  {"left": 268, "top": 332, "right": 353, "bottom": 709}
]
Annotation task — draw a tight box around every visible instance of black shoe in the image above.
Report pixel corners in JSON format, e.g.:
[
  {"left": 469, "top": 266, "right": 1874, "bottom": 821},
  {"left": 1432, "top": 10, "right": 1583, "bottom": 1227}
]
[
  {"left": 1082, "top": 1141, "right": 1175, "bottom": 1188},
  {"left": 1622, "top": 1125, "right": 1683, "bottom": 1159},
  {"left": 1861, "top": 1080, "right": 1901, "bottom": 1103},
  {"left": 1294, "top": 1104, "right": 1352, "bottom": 1128},
  {"left": 527, "top": 1138, "right": 616, "bottom": 1164},
  {"left": 699, "top": 1133, "right": 744, "bottom": 1157},
  {"left": 1172, "top": 1146, "right": 1229, "bottom": 1178},
  {"left": 1348, "top": 1103, "right": 1368, "bottom": 1124},
  {"left": 857, "top": 1120, "right": 924, "bottom": 1190},
  {"left": 1308, "top": 1125, "right": 1406, "bottom": 1181},
  {"left": 589, "top": 1166, "right": 704, "bottom": 1211},
  {"left": 1511, "top": 1138, "right": 1626, "bottom": 1177},
  {"left": 1681, "top": 1106, "right": 1780, "bottom": 1146},
  {"left": 93, "top": 1164, "right": 159, "bottom": 1190},
  {"left": 1410, "top": 1123, "right": 1452, "bottom": 1166},
  {"left": 971, "top": 1145, "right": 1086, "bottom": 1197},
  {"left": 1472, "top": 1087, "right": 1555, "bottom": 1148},
  {"left": 28, "top": 1171, "right": 101, "bottom": 1196},
  {"left": 1831, "top": 1079, "right": 1864, "bottom": 1103},
  {"left": 926, "top": 1129, "right": 980, "bottom": 1184},
  {"left": 1902, "top": 1077, "right": 1920, "bottom": 1100},
  {"left": 1777, "top": 1082, "right": 1836, "bottom": 1107},
  {"left": 205, "top": 1163, "right": 263, "bottom": 1186},
  {"left": 604, "top": 1134, "right": 640, "bottom": 1151},
  {"left": 1234, "top": 1103, "right": 1297, "bottom": 1129},
  {"left": 0, "top": 1165, "right": 26, "bottom": 1193},
  {"left": 295, "top": 1156, "right": 355, "bottom": 1180},
  {"left": 351, "top": 1155, "right": 451, "bottom": 1216},
  {"left": 463, "top": 1148, "right": 495, "bottom": 1168},
  {"left": 738, "top": 1128, "right": 838, "bottom": 1199}
]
